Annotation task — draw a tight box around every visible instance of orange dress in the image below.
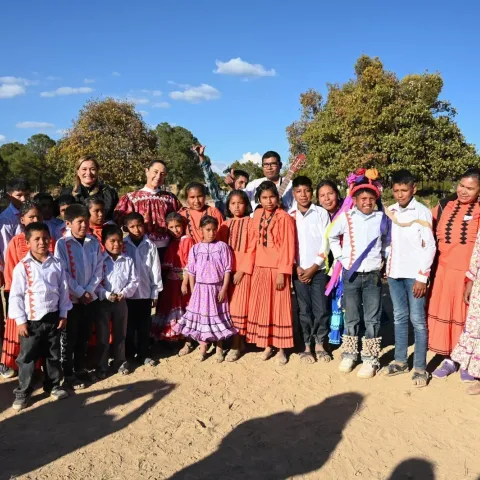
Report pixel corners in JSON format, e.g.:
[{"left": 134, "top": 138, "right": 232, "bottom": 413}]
[
  {"left": 1, "top": 233, "right": 55, "bottom": 370},
  {"left": 218, "top": 217, "right": 256, "bottom": 336},
  {"left": 428, "top": 200, "right": 480, "bottom": 355},
  {"left": 246, "top": 208, "right": 295, "bottom": 348},
  {"left": 179, "top": 206, "right": 224, "bottom": 244}
]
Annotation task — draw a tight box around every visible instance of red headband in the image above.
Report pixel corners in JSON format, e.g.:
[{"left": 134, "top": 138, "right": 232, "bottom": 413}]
[{"left": 350, "top": 183, "right": 381, "bottom": 199}]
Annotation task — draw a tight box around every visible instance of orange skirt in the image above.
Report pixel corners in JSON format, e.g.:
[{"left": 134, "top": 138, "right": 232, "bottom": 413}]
[
  {"left": 427, "top": 263, "right": 467, "bottom": 355},
  {"left": 1, "top": 317, "right": 20, "bottom": 370},
  {"left": 246, "top": 266, "right": 293, "bottom": 348},
  {"left": 229, "top": 273, "right": 251, "bottom": 336}
]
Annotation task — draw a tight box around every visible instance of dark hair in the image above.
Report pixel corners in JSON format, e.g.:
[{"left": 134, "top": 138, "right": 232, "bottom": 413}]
[
  {"left": 234, "top": 170, "right": 250, "bottom": 183},
  {"left": 292, "top": 176, "right": 313, "bottom": 189},
  {"left": 102, "top": 224, "right": 123, "bottom": 245},
  {"left": 33, "top": 193, "right": 54, "bottom": 204},
  {"left": 391, "top": 169, "right": 416, "bottom": 187},
  {"left": 7, "top": 178, "right": 30, "bottom": 194},
  {"left": 20, "top": 200, "right": 40, "bottom": 217},
  {"left": 166, "top": 212, "right": 186, "bottom": 226},
  {"left": 262, "top": 151, "right": 281, "bottom": 166},
  {"left": 199, "top": 215, "right": 218, "bottom": 229},
  {"left": 85, "top": 196, "right": 105, "bottom": 209},
  {"left": 460, "top": 167, "right": 480, "bottom": 182},
  {"left": 64, "top": 204, "right": 90, "bottom": 223},
  {"left": 254, "top": 180, "right": 280, "bottom": 203},
  {"left": 25, "top": 222, "right": 50, "bottom": 241},
  {"left": 124, "top": 212, "right": 145, "bottom": 226},
  {"left": 225, "top": 190, "right": 253, "bottom": 218},
  {"left": 147, "top": 159, "right": 167, "bottom": 169},
  {"left": 56, "top": 194, "right": 76, "bottom": 208},
  {"left": 316, "top": 180, "right": 341, "bottom": 200},
  {"left": 185, "top": 182, "right": 207, "bottom": 196}
]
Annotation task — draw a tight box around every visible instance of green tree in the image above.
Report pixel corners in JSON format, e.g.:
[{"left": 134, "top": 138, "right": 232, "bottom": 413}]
[
  {"left": 0, "top": 142, "right": 44, "bottom": 190},
  {"left": 287, "top": 55, "right": 479, "bottom": 184},
  {"left": 26, "top": 134, "right": 56, "bottom": 191},
  {"left": 47, "top": 98, "right": 157, "bottom": 188},
  {"left": 223, "top": 160, "right": 264, "bottom": 181}
]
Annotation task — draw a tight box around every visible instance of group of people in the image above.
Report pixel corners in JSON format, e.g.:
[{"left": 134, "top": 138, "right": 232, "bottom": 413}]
[{"left": 1, "top": 148, "right": 480, "bottom": 412}]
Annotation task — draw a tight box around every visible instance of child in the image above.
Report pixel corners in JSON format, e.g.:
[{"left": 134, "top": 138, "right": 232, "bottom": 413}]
[
  {"left": 217, "top": 190, "right": 255, "bottom": 362},
  {"left": 328, "top": 177, "right": 389, "bottom": 378},
  {"left": 179, "top": 182, "right": 224, "bottom": 244},
  {"left": 9, "top": 222, "right": 72, "bottom": 410},
  {"left": 54, "top": 204, "right": 104, "bottom": 389},
  {"left": 94, "top": 224, "right": 138, "bottom": 378},
  {"left": 34, "top": 192, "right": 63, "bottom": 239},
  {"left": 53, "top": 194, "right": 76, "bottom": 240},
  {"left": 123, "top": 212, "right": 163, "bottom": 367},
  {"left": 0, "top": 201, "right": 55, "bottom": 378},
  {"left": 246, "top": 181, "right": 295, "bottom": 366},
  {"left": 385, "top": 170, "right": 436, "bottom": 387},
  {"left": 86, "top": 196, "right": 114, "bottom": 246},
  {"left": 290, "top": 177, "right": 331, "bottom": 364},
  {"left": 174, "top": 216, "right": 237, "bottom": 362},
  {"left": 153, "top": 213, "right": 194, "bottom": 347}
]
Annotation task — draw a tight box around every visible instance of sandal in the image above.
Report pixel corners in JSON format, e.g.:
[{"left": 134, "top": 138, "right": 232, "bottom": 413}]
[
  {"left": 412, "top": 371, "right": 430, "bottom": 388},
  {"left": 118, "top": 362, "right": 132, "bottom": 375},
  {"left": 216, "top": 350, "right": 225, "bottom": 364},
  {"left": 385, "top": 363, "right": 409, "bottom": 376},
  {"left": 226, "top": 349, "right": 242, "bottom": 362},
  {"left": 261, "top": 347, "right": 275, "bottom": 361},
  {"left": 298, "top": 352, "right": 315, "bottom": 364},
  {"left": 274, "top": 351, "right": 288, "bottom": 366},
  {"left": 178, "top": 342, "right": 194, "bottom": 357},
  {"left": 315, "top": 350, "right": 332, "bottom": 363}
]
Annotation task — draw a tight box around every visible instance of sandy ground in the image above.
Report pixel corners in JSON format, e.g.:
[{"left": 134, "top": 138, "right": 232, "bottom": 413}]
[{"left": 0, "top": 290, "right": 479, "bottom": 480}]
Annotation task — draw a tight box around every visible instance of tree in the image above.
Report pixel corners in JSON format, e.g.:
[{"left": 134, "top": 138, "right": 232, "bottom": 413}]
[
  {"left": 154, "top": 122, "right": 204, "bottom": 188},
  {"left": 26, "top": 134, "right": 56, "bottom": 191},
  {"left": 223, "top": 160, "right": 264, "bottom": 182},
  {"left": 47, "top": 98, "right": 157, "bottom": 188},
  {"left": 287, "top": 55, "right": 479, "bottom": 184}
]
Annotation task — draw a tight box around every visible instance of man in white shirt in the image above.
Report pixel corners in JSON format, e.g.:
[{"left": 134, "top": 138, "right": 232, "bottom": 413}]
[
  {"left": 385, "top": 170, "right": 436, "bottom": 387},
  {"left": 290, "top": 177, "right": 331, "bottom": 364},
  {"left": 328, "top": 181, "right": 389, "bottom": 379}
]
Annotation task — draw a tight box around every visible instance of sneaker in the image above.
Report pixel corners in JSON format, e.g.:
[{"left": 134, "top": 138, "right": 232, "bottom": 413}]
[
  {"left": 338, "top": 357, "right": 356, "bottom": 373},
  {"left": 143, "top": 357, "right": 158, "bottom": 367},
  {"left": 12, "top": 396, "right": 29, "bottom": 411},
  {"left": 432, "top": 360, "right": 456, "bottom": 379},
  {"left": 0, "top": 363, "right": 15, "bottom": 379},
  {"left": 357, "top": 361, "right": 378, "bottom": 379},
  {"left": 50, "top": 387, "right": 69, "bottom": 401},
  {"left": 460, "top": 369, "right": 476, "bottom": 383}
]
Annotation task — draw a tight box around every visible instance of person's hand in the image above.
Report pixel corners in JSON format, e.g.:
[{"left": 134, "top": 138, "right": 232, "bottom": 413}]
[
  {"left": 276, "top": 273, "right": 285, "bottom": 291},
  {"left": 0, "top": 272, "right": 5, "bottom": 288},
  {"left": 152, "top": 299, "right": 158, "bottom": 309},
  {"left": 233, "top": 271, "right": 245, "bottom": 285},
  {"left": 107, "top": 293, "right": 117, "bottom": 303},
  {"left": 412, "top": 280, "right": 427, "bottom": 299},
  {"left": 81, "top": 292, "right": 93, "bottom": 304},
  {"left": 224, "top": 169, "right": 235, "bottom": 188},
  {"left": 296, "top": 266, "right": 305, "bottom": 279},
  {"left": 301, "top": 265, "right": 318, "bottom": 284},
  {"left": 58, "top": 318, "right": 67, "bottom": 330},
  {"left": 464, "top": 280, "right": 474, "bottom": 305},
  {"left": 192, "top": 145, "right": 206, "bottom": 162},
  {"left": 116, "top": 293, "right": 124, "bottom": 302},
  {"left": 17, "top": 323, "right": 28, "bottom": 337},
  {"left": 218, "top": 287, "right": 228, "bottom": 302},
  {"left": 181, "top": 282, "right": 189, "bottom": 296}
]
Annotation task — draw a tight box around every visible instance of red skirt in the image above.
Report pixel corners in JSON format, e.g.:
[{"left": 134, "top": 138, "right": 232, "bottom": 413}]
[
  {"left": 1, "top": 317, "right": 20, "bottom": 370},
  {"left": 228, "top": 272, "right": 251, "bottom": 336}
]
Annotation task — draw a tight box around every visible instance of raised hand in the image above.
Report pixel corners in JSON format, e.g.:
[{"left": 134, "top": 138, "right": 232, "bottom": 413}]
[{"left": 192, "top": 145, "right": 206, "bottom": 161}]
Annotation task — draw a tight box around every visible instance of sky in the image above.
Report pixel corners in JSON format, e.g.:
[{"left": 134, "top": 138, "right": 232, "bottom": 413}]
[{"left": 1, "top": 0, "right": 479, "bottom": 173}]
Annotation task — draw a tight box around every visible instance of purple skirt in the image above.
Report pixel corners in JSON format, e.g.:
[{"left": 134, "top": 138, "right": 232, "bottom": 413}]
[{"left": 174, "top": 282, "right": 238, "bottom": 342}]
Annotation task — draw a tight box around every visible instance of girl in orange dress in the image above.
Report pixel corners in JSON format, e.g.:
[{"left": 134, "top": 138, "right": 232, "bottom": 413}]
[
  {"left": 153, "top": 213, "right": 194, "bottom": 343},
  {"left": 179, "top": 182, "right": 224, "bottom": 244},
  {"left": 246, "top": 181, "right": 295, "bottom": 366},
  {"left": 429, "top": 168, "right": 480, "bottom": 380},
  {"left": 1, "top": 201, "right": 55, "bottom": 374},
  {"left": 218, "top": 190, "right": 255, "bottom": 362}
]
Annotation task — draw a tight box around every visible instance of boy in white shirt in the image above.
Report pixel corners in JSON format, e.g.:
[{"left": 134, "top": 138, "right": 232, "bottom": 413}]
[
  {"left": 328, "top": 180, "right": 389, "bottom": 378},
  {"left": 290, "top": 176, "right": 331, "bottom": 363},
  {"left": 54, "top": 204, "right": 103, "bottom": 390},
  {"left": 9, "top": 222, "right": 72, "bottom": 410},
  {"left": 95, "top": 224, "right": 138, "bottom": 378},
  {"left": 123, "top": 212, "right": 162, "bottom": 367},
  {"left": 385, "top": 169, "right": 436, "bottom": 387}
]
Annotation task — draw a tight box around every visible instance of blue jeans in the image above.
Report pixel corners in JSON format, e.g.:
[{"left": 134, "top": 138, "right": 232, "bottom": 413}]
[{"left": 387, "top": 278, "right": 427, "bottom": 371}]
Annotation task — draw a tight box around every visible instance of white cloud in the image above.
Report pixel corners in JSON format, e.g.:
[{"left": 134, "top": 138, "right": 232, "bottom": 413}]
[
  {"left": 16, "top": 121, "right": 55, "bottom": 129},
  {"left": 0, "top": 76, "right": 37, "bottom": 86},
  {"left": 138, "top": 110, "right": 149, "bottom": 116},
  {"left": 214, "top": 58, "right": 276, "bottom": 77},
  {"left": 127, "top": 96, "right": 149, "bottom": 105},
  {"left": 169, "top": 84, "right": 221, "bottom": 103},
  {"left": 0, "top": 83, "right": 25, "bottom": 98},
  {"left": 40, "top": 86, "right": 94, "bottom": 97},
  {"left": 0, "top": 135, "right": 6, "bottom": 143},
  {"left": 84, "top": 78, "right": 95, "bottom": 84},
  {"left": 240, "top": 152, "right": 262, "bottom": 165},
  {"left": 152, "top": 101, "right": 170, "bottom": 108},
  {"left": 112, "top": 71, "right": 121, "bottom": 76}
]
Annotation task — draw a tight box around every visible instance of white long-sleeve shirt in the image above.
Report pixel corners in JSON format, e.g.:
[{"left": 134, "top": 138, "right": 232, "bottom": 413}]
[
  {"left": 123, "top": 235, "right": 163, "bottom": 300},
  {"left": 9, "top": 252, "right": 72, "bottom": 325},
  {"left": 244, "top": 176, "right": 294, "bottom": 211},
  {"left": 386, "top": 198, "right": 436, "bottom": 283},
  {"left": 96, "top": 252, "right": 138, "bottom": 301},
  {"left": 328, "top": 208, "right": 388, "bottom": 273},
  {"left": 54, "top": 231, "right": 103, "bottom": 302},
  {"left": 0, "top": 203, "right": 22, "bottom": 266},
  {"left": 289, "top": 204, "right": 331, "bottom": 270}
]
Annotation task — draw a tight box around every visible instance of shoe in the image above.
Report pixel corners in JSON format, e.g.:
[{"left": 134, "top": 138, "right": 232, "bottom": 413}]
[
  {"left": 0, "top": 363, "right": 15, "bottom": 379},
  {"left": 12, "top": 396, "right": 29, "bottom": 411},
  {"left": 357, "top": 361, "right": 378, "bottom": 379},
  {"left": 432, "top": 360, "right": 456, "bottom": 379},
  {"left": 50, "top": 387, "right": 69, "bottom": 401},
  {"left": 460, "top": 369, "right": 476, "bottom": 383},
  {"left": 338, "top": 357, "right": 356, "bottom": 373},
  {"left": 95, "top": 370, "right": 108, "bottom": 380},
  {"left": 143, "top": 358, "right": 158, "bottom": 367}
]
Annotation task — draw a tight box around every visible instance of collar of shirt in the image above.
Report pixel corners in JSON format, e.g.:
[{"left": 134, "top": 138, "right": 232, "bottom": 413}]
[
  {"left": 6, "top": 203, "right": 20, "bottom": 216},
  {"left": 141, "top": 186, "right": 160, "bottom": 194},
  {"left": 351, "top": 208, "right": 379, "bottom": 221},
  {"left": 289, "top": 203, "right": 318, "bottom": 218},
  {"left": 103, "top": 252, "right": 128, "bottom": 263},
  {"left": 391, "top": 197, "right": 418, "bottom": 213},
  {"left": 64, "top": 230, "right": 96, "bottom": 244},
  {"left": 124, "top": 235, "right": 148, "bottom": 249},
  {"left": 24, "top": 251, "right": 55, "bottom": 266}
]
